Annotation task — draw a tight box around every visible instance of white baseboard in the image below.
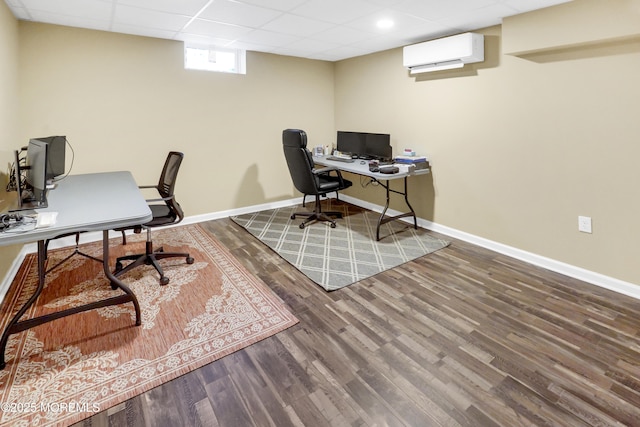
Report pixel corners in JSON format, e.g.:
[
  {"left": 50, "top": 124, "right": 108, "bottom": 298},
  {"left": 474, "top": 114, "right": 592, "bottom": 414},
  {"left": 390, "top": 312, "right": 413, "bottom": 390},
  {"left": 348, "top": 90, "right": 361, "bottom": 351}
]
[
  {"left": 0, "top": 250, "right": 28, "bottom": 304},
  {"left": 2, "top": 195, "right": 638, "bottom": 303},
  {"left": 340, "top": 194, "right": 640, "bottom": 301},
  {"left": 179, "top": 197, "right": 301, "bottom": 226}
]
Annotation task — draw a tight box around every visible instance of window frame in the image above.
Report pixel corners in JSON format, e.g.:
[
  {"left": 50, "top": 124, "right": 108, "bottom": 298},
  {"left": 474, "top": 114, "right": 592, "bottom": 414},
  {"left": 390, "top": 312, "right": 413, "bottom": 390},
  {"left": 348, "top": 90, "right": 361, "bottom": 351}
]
[{"left": 184, "top": 43, "right": 246, "bottom": 75}]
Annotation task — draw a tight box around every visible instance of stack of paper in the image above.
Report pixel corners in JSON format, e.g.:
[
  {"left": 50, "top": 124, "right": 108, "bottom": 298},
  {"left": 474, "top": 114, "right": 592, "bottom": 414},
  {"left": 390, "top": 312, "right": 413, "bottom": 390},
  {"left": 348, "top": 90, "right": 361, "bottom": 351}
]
[{"left": 394, "top": 155, "right": 429, "bottom": 169}]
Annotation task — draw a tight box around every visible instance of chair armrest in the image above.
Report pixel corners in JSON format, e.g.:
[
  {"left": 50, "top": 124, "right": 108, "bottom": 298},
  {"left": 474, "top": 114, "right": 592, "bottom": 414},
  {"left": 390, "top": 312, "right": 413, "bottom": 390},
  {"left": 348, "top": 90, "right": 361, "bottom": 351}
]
[
  {"left": 313, "top": 166, "right": 347, "bottom": 187},
  {"left": 146, "top": 195, "right": 174, "bottom": 203},
  {"left": 137, "top": 185, "right": 172, "bottom": 203},
  {"left": 312, "top": 166, "right": 338, "bottom": 175}
]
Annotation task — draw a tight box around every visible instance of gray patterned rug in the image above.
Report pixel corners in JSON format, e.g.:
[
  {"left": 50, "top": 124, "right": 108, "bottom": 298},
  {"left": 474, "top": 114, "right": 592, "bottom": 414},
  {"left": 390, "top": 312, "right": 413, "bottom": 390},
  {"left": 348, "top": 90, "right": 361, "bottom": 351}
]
[{"left": 231, "top": 204, "right": 450, "bottom": 291}]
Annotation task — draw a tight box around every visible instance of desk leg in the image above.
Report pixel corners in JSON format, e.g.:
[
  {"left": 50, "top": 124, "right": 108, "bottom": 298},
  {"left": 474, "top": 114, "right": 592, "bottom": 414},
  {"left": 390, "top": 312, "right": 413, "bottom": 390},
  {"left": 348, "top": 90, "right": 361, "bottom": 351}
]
[
  {"left": 375, "top": 177, "right": 418, "bottom": 241},
  {"left": 103, "top": 230, "right": 141, "bottom": 326},
  {"left": 0, "top": 233, "right": 142, "bottom": 369},
  {"left": 0, "top": 241, "right": 47, "bottom": 369}
]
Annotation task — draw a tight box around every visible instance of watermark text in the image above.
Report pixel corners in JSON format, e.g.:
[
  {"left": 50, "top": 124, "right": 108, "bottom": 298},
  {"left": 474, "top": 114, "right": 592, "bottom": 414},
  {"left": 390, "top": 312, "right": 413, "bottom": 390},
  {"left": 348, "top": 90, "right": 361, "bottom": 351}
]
[{"left": 1, "top": 401, "right": 100, "bottom": 414}]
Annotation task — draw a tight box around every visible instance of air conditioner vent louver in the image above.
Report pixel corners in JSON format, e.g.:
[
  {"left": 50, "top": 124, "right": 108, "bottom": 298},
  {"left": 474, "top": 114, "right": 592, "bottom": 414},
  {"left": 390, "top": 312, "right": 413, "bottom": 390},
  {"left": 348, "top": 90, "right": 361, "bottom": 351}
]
[{"left": 403, "top": 32, "right": 484, "bottom": 74}]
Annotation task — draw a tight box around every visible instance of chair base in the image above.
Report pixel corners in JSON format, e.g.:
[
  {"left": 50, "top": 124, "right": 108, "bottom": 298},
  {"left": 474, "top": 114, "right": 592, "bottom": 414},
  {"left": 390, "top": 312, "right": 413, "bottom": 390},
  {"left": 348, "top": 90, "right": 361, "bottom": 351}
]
[
  {"left": 115, "top": 240, "right": 194, "bottom": 286},
  {"left": 292, "top": 210, "right": 343, "bottom": 229},
  {"left": 292, "top": 195, "right": 343, "bottom": 229}
]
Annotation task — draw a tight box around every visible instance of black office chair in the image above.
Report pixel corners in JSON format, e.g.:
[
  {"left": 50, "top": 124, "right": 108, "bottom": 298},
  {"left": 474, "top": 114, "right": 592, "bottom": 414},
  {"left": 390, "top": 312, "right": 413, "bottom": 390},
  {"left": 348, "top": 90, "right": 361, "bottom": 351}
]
[
  {"left": 114, "top": 151, "right": 194, "bottom": 285},
  {"left": 282, "top": 129, "right": 352, "bottom": 229}
]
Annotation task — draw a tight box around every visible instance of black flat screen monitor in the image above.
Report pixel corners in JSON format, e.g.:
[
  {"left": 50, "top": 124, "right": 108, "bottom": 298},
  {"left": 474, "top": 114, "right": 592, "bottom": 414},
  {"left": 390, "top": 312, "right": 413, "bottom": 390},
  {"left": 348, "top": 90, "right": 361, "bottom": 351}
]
[
  {"left": 22, "top": 139, "right": 48, "bottom": 209},
  {"left": 336, "top": 131, "right": 366, "bottom": 156},
  {"left": 336, "top": 131, "right": 392, "bottom": 160},
  {"left": 30, "top": 135, "right": 66, "bottom": 183},
  {"left": 10, "top": 149, "right": 23, "bottom": 210},
  {"left": 364, "top": 133, "right": 392, "bottom": 160}
]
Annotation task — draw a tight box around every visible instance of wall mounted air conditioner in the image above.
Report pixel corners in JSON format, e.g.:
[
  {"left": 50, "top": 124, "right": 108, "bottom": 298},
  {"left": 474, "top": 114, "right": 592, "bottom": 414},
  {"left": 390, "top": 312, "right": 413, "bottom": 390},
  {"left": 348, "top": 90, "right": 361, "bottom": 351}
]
[{"left": 403, "top": 32, "right": 484, "bottom": 74}]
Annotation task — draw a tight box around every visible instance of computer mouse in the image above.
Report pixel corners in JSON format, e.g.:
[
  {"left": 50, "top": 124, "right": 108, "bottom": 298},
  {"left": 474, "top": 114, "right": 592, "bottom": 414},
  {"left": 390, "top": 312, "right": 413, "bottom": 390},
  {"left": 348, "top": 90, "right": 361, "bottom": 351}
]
[{"left": 360, "top": 160, "right": 366, "bottom": 164}]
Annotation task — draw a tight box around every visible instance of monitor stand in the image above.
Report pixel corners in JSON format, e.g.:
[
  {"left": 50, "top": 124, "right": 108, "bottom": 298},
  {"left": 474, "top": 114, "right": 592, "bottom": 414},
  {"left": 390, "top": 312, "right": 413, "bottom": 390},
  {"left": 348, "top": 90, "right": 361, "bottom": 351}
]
[{"left": 10, "top": 188, "right": 48, "bottom": 211}]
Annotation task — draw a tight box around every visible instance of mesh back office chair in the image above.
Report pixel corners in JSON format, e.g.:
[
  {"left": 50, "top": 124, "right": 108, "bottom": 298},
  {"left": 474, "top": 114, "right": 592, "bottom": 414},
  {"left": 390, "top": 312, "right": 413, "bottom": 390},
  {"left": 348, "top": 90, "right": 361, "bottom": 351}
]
[
  {"left": 282, "top": 129, "right": 352, "bottom": 229},
  {"left": 114, "top": 151, "right": 194, "bottom": 285}
]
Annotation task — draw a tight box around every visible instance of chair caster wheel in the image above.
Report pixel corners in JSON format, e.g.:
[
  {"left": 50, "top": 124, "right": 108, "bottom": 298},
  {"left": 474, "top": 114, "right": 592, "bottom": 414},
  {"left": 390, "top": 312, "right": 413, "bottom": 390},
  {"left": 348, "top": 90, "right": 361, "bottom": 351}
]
[
  {"left": 291, "top": 215, "right": 296, "bottom": 220},
  {"left": 299, "top": 223, "right": 305, "bottom": 229},
  {"left": 330, "top": 222, "right": 336, "bottom": 228},
  {"left": 186, "top": 256, "right": 194, "bottom": 264},
  {"left": 159, "top": 277, "right": 170, "bottom": 286}
]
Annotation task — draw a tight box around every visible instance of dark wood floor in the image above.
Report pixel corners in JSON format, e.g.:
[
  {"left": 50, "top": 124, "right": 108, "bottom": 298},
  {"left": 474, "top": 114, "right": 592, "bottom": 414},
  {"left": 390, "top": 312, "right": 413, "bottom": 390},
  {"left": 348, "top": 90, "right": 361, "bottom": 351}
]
[{"left": 74, "top": 208, "right": 640, "bottom": 427}]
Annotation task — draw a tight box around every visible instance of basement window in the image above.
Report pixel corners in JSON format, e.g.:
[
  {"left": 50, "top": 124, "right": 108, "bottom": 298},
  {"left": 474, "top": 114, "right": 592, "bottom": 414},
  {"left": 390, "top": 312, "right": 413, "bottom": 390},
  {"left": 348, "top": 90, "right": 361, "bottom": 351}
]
[{"left": 184, "top": 44, "right": 246, "bottom": 74}]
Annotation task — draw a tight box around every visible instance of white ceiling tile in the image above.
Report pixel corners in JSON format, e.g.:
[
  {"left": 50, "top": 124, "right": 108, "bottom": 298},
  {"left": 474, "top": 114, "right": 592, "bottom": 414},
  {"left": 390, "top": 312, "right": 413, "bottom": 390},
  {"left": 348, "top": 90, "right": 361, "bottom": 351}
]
[
  {"left": 28, "top": 10, "right": 111, "bottom": 31},
  {"left": 198, "top": 1, "right": 283, "bottom": 28},
  {"left": 261, "top": 13, "right": 335, "bottom": 37},
  {"left": 345, "top": 8, "right": 430, "bottom": 34},
  {"left": 238, "top": 0, "right": 310, "bottom": 12},
  {"left": 111, "top": 23, "right": 180, "bottom": 41},
  {"left": 19, "top": 0, "right": 112, "bottom": 21},
  {"left": 175, "top": 33, "right": 235, "bottom": 47},
  {"left": 284, "top": 38, "right": 340, "bottom": 53},
  {"left": 117, "top": 0, "right": 209, "bottom": 15},
  {"left": 314, "top": 45, "right": 372, "bottom": 61},
  {"left": 290, "top": 0, "right": 381, "bottom": 25},
  {"left": 391, "top": 21, "right": 454, "bottom": 44},
  {"left": 183, "top": 19, "right": 254, "bottom": 40},
  {"left": 237, "top": 29, "right": 300, "bottom": 47},
  {"left": 502, "top": 0, "right": 572, "bottom": 13},
  {"left": 270, "top": 46, "right": 306, "bottom": 56},
  {"left": 350, "top": 34, "right": 406, "bottom": 52},
  {"left": 114, "top": 5, "right": 191, "bottom": 32},
  {"left": 309, "top": 25, "right": 375, "bottom": 45},
  {"left": 225, "top": 39, "right": 279, "bottom": 52},
  {"left": 437, "top": 3, "right": 516, "bottom": 29},
  {"left": 364, "top": 0, "right": 405, "bottom": 7},
  {"left": 392, "top": 0, "right": 496, "bottom": 21}
]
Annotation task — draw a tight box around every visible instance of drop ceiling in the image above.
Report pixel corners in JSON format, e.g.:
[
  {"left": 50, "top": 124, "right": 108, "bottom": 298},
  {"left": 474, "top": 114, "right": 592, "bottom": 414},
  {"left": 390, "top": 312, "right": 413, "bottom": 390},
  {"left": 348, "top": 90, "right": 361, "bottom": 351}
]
[{"left": 4, "top": 0, "right": 572, "bottom": 61}]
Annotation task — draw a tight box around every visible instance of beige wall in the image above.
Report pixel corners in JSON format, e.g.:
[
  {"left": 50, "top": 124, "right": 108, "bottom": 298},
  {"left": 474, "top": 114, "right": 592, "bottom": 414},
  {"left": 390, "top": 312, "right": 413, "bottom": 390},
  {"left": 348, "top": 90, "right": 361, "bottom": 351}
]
[
  {"left": 0, "top": 1, "right": 21, "bottom": 278},
  {"left": 17, "top": 22, "right": 335, "bottom": 216},
  {"left": 3, "top": 0, "right": 640, "bottom": 290},
  {"left": 335, "top": 1, "right": 640, "bottom": 285}
]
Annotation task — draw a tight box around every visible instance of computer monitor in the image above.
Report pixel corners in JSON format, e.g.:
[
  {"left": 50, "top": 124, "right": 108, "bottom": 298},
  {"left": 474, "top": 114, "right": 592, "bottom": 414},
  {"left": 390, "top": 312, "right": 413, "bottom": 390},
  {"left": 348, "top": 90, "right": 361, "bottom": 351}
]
[
  {"left": 364, "top": 133, "right": 392, "bottom": 160},
  {"left": 23, "top": 139, "right": 48, "bottom": 209},
  {"left": 336, "top": 130, "right": 392, "bottom": 160},
  {"left": 336, "top": 131, "right": 366, "bottom": 156},
  {"left": 30, "top": 135, "right": 66, "bottom": 184},
  {"left": 11, "top": 149, "right": 23, "bottom": 210}
]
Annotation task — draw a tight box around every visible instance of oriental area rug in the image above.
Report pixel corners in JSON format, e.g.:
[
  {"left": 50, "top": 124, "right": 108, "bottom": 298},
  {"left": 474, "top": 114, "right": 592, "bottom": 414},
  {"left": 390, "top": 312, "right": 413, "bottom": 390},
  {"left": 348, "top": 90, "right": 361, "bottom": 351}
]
[
  {"left": 231, "top": 203, "right": 450, "bottom": 291},
  {"left": 0, "top": 224, "right": 297, "bottom": 427}
]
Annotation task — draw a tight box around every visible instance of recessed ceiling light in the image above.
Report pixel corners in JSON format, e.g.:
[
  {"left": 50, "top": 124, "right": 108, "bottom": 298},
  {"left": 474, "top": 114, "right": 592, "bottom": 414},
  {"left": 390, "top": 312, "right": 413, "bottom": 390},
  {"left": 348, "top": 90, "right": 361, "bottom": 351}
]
[{"left": 376, "top": 19, "right": 394, "bottom": 30}]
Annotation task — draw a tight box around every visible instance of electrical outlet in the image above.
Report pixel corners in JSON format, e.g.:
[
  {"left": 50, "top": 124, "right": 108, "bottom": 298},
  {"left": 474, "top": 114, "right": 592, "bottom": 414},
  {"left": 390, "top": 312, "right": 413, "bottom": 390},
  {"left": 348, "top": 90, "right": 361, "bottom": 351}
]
[{"left": 578, "top": 216, "right": 592, "bottom": 233}]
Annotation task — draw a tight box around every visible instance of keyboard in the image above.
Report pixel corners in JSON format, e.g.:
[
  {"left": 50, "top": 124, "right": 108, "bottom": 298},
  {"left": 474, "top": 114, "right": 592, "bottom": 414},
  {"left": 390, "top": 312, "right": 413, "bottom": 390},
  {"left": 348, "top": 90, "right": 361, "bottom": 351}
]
[{"left": 326, "top": 155, "right": 355, "bottom": 163}]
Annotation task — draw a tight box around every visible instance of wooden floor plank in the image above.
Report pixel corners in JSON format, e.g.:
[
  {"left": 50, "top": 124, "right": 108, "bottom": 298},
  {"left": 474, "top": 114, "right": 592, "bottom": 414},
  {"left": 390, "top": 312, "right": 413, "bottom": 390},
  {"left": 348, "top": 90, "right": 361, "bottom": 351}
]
[{"left": 71, "top": 206, "right": 640, "bottom": 426}]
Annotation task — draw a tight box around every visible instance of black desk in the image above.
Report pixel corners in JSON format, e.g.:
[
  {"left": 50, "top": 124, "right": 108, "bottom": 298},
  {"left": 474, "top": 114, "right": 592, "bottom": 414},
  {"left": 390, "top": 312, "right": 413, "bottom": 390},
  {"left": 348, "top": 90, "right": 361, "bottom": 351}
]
[
  {"left": 0, "top": 171, "right": 152, "bottom": 369},
  {"left": 314, "top": 155, "right": 430, "bottom": 240}
]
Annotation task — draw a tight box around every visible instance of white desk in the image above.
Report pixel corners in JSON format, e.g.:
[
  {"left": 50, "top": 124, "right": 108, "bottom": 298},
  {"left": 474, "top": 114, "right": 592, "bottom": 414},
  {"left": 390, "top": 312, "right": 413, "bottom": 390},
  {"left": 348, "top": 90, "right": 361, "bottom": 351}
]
[
  {"left": 315, "top": 155, "right": 430, "bottom": 240},
  {"left": 0, "top": 171, "right": 152, "bottom": 369}
]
